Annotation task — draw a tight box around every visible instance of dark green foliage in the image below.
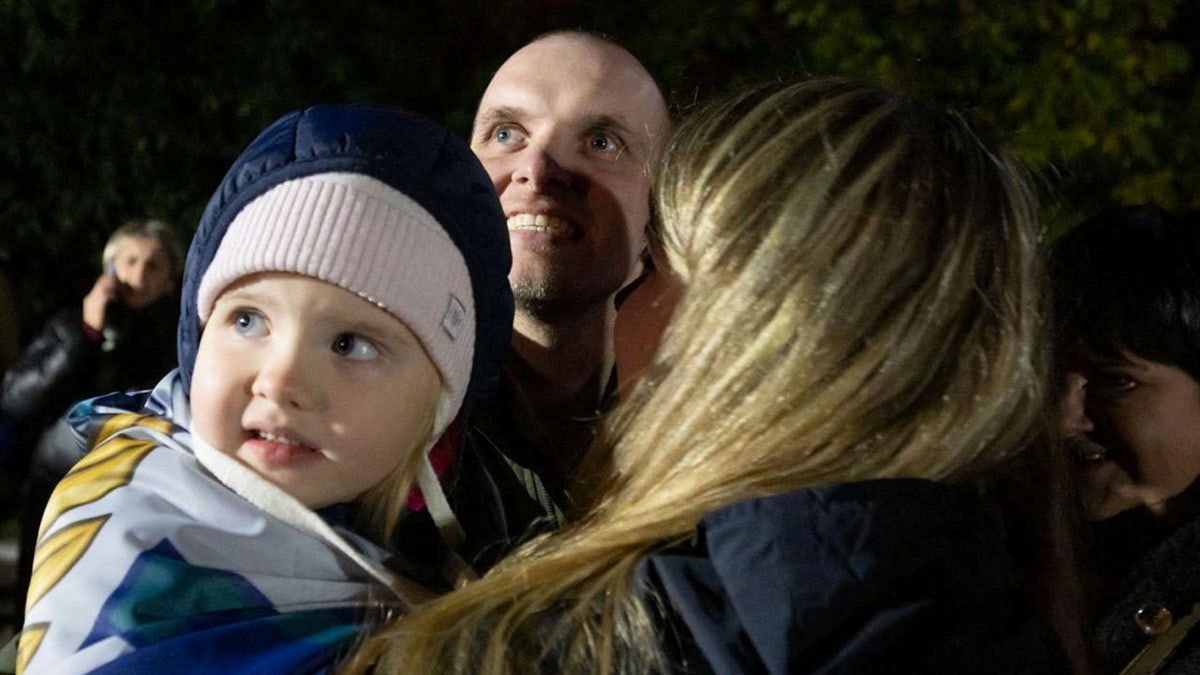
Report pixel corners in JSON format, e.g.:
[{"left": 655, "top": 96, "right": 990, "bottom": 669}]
[{"left": 1, "top": 0, "right": 1197, "bottom": 340}]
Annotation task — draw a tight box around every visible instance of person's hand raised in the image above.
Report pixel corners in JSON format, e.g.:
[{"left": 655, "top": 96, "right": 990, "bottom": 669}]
[{"left": 82, "top": 268, "right": 120, "bottom": 331}]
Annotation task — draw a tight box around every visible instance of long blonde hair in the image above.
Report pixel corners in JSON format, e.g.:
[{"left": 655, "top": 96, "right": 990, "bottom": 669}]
[
  {"left": 349, "top": 410, "right": 435, "bottom": 545},
  {"left": 342, "top": 78, "right": 1049, "bottom": 674}
]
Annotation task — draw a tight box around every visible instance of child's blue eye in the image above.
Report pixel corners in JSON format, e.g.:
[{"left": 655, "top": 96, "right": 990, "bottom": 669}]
[
  {"left": 233, "top": 310, "right": 267, "bottom": 337},
  {"left": 332, "top": 333, "right": 379, "bottom": 361}
]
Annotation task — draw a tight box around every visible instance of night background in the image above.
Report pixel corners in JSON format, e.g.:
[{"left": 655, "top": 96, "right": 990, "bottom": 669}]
[{"left": 1, "top": 0, "right": 1198, "bottom": 341}]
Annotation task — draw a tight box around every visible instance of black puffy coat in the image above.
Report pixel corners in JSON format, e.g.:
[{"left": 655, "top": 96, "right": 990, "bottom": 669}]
[
  {"left": 1, "top": 294, "right": 177, "bottom": 619},
  {"left": 2, "top": 297, "right": 177, "bottom": 430}
]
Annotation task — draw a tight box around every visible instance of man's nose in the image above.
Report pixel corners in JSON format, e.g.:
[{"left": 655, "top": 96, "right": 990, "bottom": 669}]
[
  {"left": 513, "top": 143, "right": 574, "bottom": 191},
  {"left": 251, "top": 342, "right": 322, "bottom": 411}
]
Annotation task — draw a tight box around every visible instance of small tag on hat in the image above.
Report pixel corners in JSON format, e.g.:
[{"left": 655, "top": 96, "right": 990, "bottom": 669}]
[{"left": 442, "top": 294, "right": 466, "bottom": 340}]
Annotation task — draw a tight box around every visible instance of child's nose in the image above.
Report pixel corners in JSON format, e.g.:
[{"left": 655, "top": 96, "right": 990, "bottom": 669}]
[{"left": 251, "top": 344, "right": 322, "bottom": 410}]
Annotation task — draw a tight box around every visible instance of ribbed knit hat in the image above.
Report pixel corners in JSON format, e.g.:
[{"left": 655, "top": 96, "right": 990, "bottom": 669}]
[{"left": 196, "top": 172, "right": 475, "bottom": 432}]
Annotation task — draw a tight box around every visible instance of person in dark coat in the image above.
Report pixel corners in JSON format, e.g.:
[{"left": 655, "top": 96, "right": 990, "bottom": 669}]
[
  {"left": 341, "top": 78, "right": 1073, "bottom": 674},
  {"left": 2, "top": 219, "right": 182, "bottom": 426},
  {"left": 1054, "top": 205, "right": 1200, "bottom": 674},
  {"left": 0, "top": 218, "right": 183, "bottom": 619}
]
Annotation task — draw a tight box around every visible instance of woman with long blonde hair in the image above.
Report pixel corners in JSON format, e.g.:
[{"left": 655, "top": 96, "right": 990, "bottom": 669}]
[{"left": 343, "top": 78, "right": 1068, "bottom": 673}]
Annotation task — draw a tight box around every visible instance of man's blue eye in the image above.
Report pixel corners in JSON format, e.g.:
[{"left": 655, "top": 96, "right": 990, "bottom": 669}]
[
  {"left": 496, "top": 128, "right": 513, "bottom": 143},
  {"left": 589, "top": 131, "right": 625, "bottom": 154}
]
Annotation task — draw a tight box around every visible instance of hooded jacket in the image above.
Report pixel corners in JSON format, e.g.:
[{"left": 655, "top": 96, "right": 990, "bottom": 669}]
[
  {"left": 177, "top": 103, "right": 512, "bottom": 407},
  {"left": 16, "top": 104, "right": 512, "bottom": 675}
]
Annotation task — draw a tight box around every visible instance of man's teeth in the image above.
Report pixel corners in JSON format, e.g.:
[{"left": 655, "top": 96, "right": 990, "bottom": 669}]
[
  {"left": 507, "top": 214, "right": 568, "bottom": 233},
  {"left": 258, "top": 431, "right": 301, "bottom": 446}
]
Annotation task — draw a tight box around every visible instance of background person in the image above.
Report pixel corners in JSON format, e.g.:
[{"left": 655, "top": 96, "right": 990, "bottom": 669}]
[
  {"left": 1052, "top": 204, "right": 1200, "bottom": 673},
  {"left": 0, "top": 218, "right": 182, "bottom": 623},
  {"left": 344, "top": 78, "right": 1071, "bottom": 674},
  {"left": 2, "top": 219, "right": 182, "bottom": 431}
]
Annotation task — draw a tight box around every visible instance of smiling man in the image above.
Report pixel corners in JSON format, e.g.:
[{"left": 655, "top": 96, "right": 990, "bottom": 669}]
[
  {"left": 472, "top": 32, "right": 667, "bottom": 319},
  {"left": 436, "top": 31, "right": 670, "bottom": 569}
]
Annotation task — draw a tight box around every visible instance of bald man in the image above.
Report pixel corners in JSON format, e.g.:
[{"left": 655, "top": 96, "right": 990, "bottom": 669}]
[
  {"left": 473, "top": 30, "right": 669, "bottom": 477},
  {"left": 411, "top": 32, "right": 671, "bottom": 572}
]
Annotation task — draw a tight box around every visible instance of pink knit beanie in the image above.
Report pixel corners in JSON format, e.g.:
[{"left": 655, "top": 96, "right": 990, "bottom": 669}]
[{"left": 196, "top": 172, "right": 474, "bottom": 434}]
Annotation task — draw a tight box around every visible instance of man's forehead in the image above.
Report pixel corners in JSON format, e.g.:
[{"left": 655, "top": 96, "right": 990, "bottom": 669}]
[{"left": 475, "top": 37, "right": 666, "bottom": 133}]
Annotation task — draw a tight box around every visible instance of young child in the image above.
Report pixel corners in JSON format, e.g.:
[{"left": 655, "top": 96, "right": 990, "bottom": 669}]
[
  {"left": 1052, "top": 204, "right": 1200, "bottom": 673},
  {"left": 16, "top": 104, "right": 512, "bottom": 674}
]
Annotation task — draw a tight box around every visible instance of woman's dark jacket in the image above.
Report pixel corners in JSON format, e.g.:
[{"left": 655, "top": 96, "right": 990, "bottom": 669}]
[
  {"left": 1090, "top": 506, "right": 1200, "bottom": 674},
  {"left": 0, "top": 294, "right": 178, "bottom": 612},
  {"left": 2, "top": 298, "right": 178, "bottom": 428},
  {"left": 639, "top": 478, "right": 1068, "bottom": 674}
]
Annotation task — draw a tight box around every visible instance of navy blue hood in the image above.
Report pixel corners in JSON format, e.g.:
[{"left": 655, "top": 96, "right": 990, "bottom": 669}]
[{"left": 178, "top": 103, "right": 513, "bottom": 415}]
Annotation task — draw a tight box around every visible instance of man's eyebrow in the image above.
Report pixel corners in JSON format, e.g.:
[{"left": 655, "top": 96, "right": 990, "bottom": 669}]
[
  {"left": 581, "top": 113, "right": 633, "bottom": 135},
  {"left": 472, "top": 106, "right": 523, "bottom": 133}
]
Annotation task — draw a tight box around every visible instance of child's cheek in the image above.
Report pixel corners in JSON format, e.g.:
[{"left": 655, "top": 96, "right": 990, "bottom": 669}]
[{"left": 189, "top": 364, "right": 240, "bottom": 456}]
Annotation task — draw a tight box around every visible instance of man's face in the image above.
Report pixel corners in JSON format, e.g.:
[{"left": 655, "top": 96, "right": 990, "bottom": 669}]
[
  {"left": 471, "top": 35, "right": 669, "bottom": 313},
  {"left": 1070, "top": 348, "right": 1200, "bottom": 520}
]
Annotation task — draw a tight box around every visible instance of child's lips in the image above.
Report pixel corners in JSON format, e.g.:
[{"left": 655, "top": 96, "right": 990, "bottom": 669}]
[
  {"left": 242, "top": 428, "right": 321, "bottom": 465},
  {"left": 257, "top": 430, "right": 303, "bottom": 446}
]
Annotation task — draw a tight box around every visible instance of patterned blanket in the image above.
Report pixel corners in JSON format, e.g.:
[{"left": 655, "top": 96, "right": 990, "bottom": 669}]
[{"left": 18, "top": 371, "right": 420, "bottom": 674}]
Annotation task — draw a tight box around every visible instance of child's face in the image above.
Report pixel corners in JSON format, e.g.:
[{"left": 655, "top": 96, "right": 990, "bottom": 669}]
[
  {"left": 1071, "top": 348, "right": 1200, "bottom": 520},
  {"left": 190, "top": 272, "right": 442, "bottom": 509}
]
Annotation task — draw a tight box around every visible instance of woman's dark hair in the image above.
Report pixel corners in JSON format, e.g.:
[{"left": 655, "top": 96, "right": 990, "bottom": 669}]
[{"left": 1051, "top": 204, "right": 1200, "bottom": 380}]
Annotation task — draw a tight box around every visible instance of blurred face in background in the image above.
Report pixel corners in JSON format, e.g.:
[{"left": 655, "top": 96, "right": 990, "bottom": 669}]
[{"left": 107, "top": 235, "right": 176, "bottom": 309}]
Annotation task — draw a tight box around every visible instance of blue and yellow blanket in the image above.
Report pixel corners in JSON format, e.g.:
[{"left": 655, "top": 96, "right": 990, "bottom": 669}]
[{"left": 18, "top": 372, "right": 418, "bottom": 674}]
